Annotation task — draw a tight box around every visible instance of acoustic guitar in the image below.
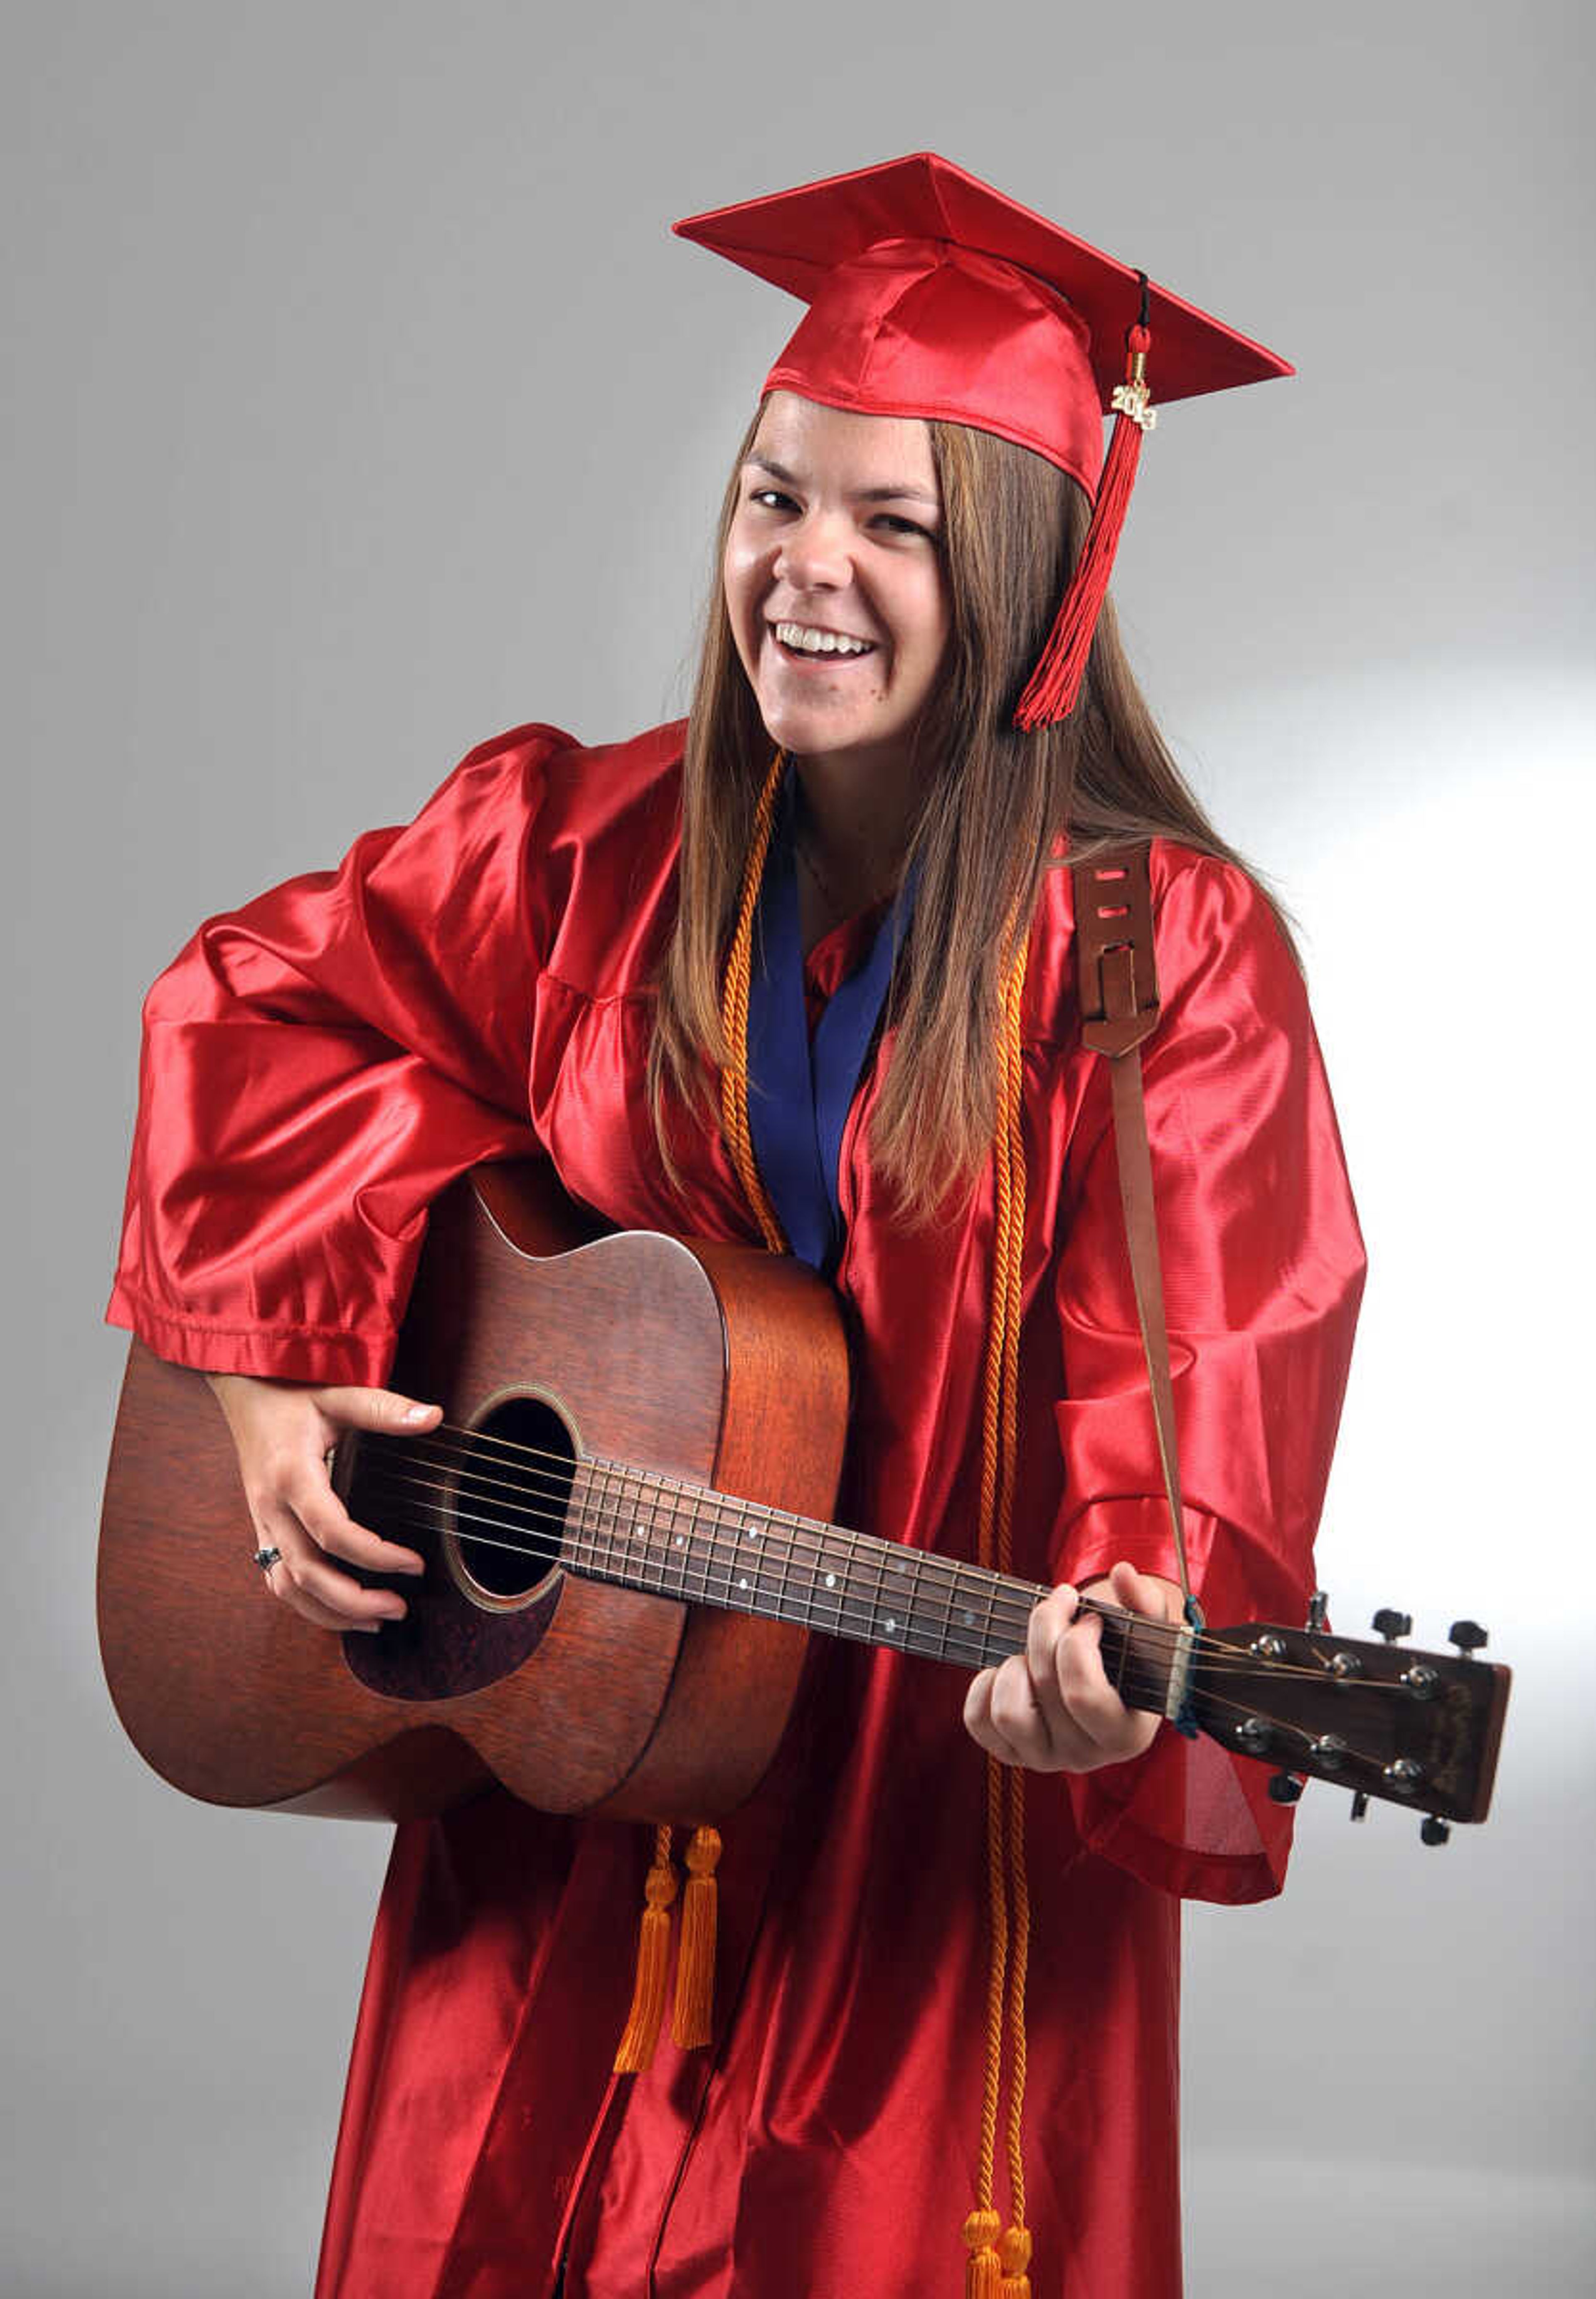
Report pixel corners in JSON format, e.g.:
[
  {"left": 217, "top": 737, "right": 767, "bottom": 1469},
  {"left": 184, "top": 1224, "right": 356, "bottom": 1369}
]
[{"left": 98, "top": 1162, "right": 1510, "bottom": 1840}]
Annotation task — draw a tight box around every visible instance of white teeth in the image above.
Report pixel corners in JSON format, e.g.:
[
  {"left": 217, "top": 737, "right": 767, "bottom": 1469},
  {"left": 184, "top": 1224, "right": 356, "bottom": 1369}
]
[{"left": 774, "top": 621, "right": 874, "bottom": 657}]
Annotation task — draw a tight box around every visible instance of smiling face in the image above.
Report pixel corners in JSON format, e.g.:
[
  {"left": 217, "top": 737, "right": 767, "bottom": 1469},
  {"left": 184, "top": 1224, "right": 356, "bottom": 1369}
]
[{"left": 722, "top": 392, "right": 952, "bottom": 789}]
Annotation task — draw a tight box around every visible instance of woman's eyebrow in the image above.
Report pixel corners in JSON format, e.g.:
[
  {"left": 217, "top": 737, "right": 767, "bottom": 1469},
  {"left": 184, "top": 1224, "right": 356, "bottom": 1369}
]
[{"left": 744, "top": 453, "right": 941, "bottom": 510}]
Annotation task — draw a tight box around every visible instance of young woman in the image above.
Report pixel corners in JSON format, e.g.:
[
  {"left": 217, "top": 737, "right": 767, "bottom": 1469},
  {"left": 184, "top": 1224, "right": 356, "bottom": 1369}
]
[{"left": 108, "top": 155, "right": 1365, "bottom": 2297}]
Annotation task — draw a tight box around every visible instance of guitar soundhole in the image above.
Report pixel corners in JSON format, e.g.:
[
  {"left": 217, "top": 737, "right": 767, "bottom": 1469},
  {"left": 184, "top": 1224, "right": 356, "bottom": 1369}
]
[{"left": 446, "top": 1392, "right": 575, "bottom": 1608}]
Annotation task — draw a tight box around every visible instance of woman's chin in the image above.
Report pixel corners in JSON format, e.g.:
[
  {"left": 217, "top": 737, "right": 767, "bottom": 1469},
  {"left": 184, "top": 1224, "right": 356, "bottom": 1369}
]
[{"left": 754, "top": 693, "right": 891, "bottom": 763}]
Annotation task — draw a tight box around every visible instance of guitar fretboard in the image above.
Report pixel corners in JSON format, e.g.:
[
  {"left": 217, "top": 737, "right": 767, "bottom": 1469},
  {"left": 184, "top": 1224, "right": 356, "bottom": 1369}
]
[{"left": 564, "top": 1455, "right": 1159, "bottom": 1693}]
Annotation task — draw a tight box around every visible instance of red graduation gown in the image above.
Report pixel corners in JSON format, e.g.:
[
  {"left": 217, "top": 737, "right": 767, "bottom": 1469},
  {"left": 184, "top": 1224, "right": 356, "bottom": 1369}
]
[{"left": 108, "top": 717, "right": 1366, "bottom": 2297}]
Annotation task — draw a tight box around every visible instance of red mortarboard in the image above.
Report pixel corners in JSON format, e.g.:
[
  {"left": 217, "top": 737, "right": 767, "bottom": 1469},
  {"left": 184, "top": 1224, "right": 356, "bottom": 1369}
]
[{"left": 675, "top": 152, "right": 1293, "bottom": 727}]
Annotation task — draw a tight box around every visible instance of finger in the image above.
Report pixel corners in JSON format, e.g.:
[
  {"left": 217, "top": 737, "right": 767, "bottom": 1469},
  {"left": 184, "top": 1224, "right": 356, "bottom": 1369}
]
[
  {"left": 1024, "top": 1588, "right": 1082, "bottom": 1757},
  {"left": 250, "top": 1501, "right": 389, "bottom": 1632},
  {"left": 1056, "top": 1606, "right": 1164, "bottom": 1762},
  {"left": 1101, "top": 1560, "right": 1184, "bottom": 1623},
  {"left": 254, "top": 1500, "right": 409, "bottom": 1631},
  {"left": 313, "top": 1386, "right": 444, "bottom": 1437},
  {"left": 967, "top": 1644, "right": 1117, "bottom": 1775},
  {"left": 986, "top": 1652, "right": 1056, "bottom": 1767},
  {"left": 289, "top": 1466, "right": 426, "bottom": 1576},
  {"left": 1054, "top": 1605, "right": 1123, "bottom": 1751},
  {"left": 1113, "top": 1563, "right": 1163, "bottom": 1618},
  {"left": 1020, "top": 1589, "right": 1118, "bottom": 1772},
  {"left": 282, "top": 1537, "right": 411, "bottom": 1627},
  {"left": 963, "top": 1666, "right": 1016, "bottom": 1762},
  {"left": 263, "top": 1559, "right": 368, "bottom": 1634}
]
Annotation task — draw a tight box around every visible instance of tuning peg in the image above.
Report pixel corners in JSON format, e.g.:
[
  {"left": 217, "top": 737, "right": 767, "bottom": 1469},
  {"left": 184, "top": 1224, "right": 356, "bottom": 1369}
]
[
  {"left": 1305, "top": 1590, "right": 1329, "bottom": 1631},
  {"left": 1267, "top": 1770, "right": 1304, "bottom": 1804},
  {"left": 1420, "top": 1815, "right": 1451, "bottom": 1847},
  {"left": 1349, "top": 1790, "right": 1370, "bottom": 1822},
  {"left": 1372, "top": 1607, "right": 1412, "bottom": 1642},
  {"left": 1449, "top": 1620, "right": 1488, "bottom": 1658}
]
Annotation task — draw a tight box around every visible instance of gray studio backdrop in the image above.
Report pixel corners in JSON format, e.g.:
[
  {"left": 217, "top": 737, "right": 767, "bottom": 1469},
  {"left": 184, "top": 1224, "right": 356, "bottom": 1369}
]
[{"left": 5, "top": 4, "right": 1593, "bottom": 2294}]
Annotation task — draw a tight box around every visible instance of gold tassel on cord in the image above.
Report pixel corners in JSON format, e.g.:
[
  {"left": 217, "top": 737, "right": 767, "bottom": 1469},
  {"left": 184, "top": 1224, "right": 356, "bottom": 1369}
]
[
  {"left": 612, "top": 1824, "right": 677, "bottom": 2073},
  {"left": 999, "top": 2221, "right": 1033, "bottom": 2298},
  {"left": 965, "top": 937, "right": 1037, "bottom": 2294},
  {"left": 671, "top": 1824, "right": 722, "bottom": 2049},
  {"left": 963, "top": 2208, "right": 1004, "bottom": 2298}
]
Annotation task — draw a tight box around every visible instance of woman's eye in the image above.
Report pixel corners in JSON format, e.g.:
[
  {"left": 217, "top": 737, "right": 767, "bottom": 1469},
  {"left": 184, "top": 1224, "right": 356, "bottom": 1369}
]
[{"left": 743, "top": 490, "right": 936, "bottom": 542}]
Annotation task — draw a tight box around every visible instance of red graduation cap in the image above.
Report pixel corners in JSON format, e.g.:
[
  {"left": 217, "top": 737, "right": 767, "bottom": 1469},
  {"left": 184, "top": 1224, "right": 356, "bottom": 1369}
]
[{"left": 675, "top": 152, "right": 1292, "bottom": 728}]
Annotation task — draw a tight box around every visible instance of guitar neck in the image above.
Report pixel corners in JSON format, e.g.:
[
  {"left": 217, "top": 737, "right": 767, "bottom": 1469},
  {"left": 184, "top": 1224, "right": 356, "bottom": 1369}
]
[
  {"left": 559, "top": 1456, "right": 1511, "bottom": 1827},
  {"left": 353, "top": 1429, "right": 1507, "bottom": 1825},
  {"left": 566, "top": 1454, "right": 1170, "bottom": 1701}
]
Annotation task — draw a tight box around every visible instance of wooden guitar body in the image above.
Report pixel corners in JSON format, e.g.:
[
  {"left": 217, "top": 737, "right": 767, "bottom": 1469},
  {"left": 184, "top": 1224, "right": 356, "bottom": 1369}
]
[{"left": 97, "top": 1164, "right": 850, "bottom": 1826}]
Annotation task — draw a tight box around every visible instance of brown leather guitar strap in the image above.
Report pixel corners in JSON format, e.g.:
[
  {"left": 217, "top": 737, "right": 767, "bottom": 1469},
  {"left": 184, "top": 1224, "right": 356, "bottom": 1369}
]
[{"left": 1071, "top": 846, "right": 1202, "bottom": 1633}]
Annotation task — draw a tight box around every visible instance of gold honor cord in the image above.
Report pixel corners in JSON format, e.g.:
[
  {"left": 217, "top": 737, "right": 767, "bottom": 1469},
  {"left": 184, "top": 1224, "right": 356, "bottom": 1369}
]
[
  {"left": 965, "top": 940, "right": 1034, "bottom": 2299},
  {"left": 718, "top": 756, "right": 1038, "bottom": 2292},
  {"left": 613, "top": 752, "right": 792, "bottom": 2077},
  {"left": 719, "top": 753, "right": 789, "bottom": 1253}
]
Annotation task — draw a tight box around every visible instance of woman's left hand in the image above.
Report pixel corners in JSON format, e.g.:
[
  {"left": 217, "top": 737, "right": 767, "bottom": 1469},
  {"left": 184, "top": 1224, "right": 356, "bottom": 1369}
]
[{"left": 962, "top": 1560, "right": 1185, "bottom": 1773}]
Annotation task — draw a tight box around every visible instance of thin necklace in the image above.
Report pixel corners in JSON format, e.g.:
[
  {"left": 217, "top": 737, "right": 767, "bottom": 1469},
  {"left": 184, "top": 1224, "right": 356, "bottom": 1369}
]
[
  {"left": 794, "top": 829, "right": 847, "bottom": 913},
  {"left": 795, "top": 826, "right": 899, "bottom": 919}
]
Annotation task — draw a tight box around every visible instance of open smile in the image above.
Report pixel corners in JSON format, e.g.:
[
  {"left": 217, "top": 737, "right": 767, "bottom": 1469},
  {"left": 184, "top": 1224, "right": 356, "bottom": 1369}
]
[{"left": 767, "top": 619, "right": 880, "bottom": 666}]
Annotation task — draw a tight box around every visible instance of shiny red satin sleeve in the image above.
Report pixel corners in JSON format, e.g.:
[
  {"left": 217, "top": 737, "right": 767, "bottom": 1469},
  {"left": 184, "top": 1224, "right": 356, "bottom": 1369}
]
[
  {"left": 1051, "top": 850, "right": 1367, "bottom": 1903},
  {"left": 106, "top": 723, "right": 574, "bottom": 1383}
]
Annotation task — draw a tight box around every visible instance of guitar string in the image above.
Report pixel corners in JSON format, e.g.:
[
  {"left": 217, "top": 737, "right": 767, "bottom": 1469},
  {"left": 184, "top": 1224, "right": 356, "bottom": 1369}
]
[
  {"left": 374, "top": 1431, "right": 1059, "bottom": 1631},
  {"left": 353, "top": 1429, "right": 1310, "bottom": 1677},
  {"left": 381, "top": 1425, "right": 1411, "bottom": 1687},
  {"left": 384, "top": 1420, "right": 1458, "bottom": 1679},
  {"left": 360, "top": 1455, "right": 1204, "bottom": 1670},
  {"left": 352, "top": 1447, "right": 1387, "bottom": 1691},
  {"left": 358, "top": 1459, "right": 1045, "bottom": 1665},
  {"left": 367, "top": 1422, "right": 1283, "bottom": 1670},
  {"left": 351, "top": 1459, "right": 1429, "bottom": 1720},
  {"left": 355, "top": 1448, "right": 1418, "bottom": 1694},
  {"left": 357, "top": 1454, "right": 1303, "bottom": 1686},
  {"left": 348, "top": 1475, "right": 1426, "bottom": 1783},
  {"left": 354, "top": 1465, "right": 1184, "bottom": 1703}
]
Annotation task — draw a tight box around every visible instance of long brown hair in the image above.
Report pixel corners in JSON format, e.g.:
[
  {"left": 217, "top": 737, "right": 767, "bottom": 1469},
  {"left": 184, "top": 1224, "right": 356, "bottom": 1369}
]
[{"left": 649, "top": 402, "right": 1285, "bottom": 1216}]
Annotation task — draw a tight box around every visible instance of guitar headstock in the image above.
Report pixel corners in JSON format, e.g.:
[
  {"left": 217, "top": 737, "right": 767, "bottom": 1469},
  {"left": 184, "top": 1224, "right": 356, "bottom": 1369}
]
[{"left": 1190, "top": 1611, "right": 1511, "bottom": 1827}]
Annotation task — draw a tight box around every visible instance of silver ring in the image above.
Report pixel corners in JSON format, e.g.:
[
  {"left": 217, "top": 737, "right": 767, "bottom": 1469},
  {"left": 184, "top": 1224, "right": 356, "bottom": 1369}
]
[{"left": 252, "top": 1545, "right": 283, "bottom": 1574}]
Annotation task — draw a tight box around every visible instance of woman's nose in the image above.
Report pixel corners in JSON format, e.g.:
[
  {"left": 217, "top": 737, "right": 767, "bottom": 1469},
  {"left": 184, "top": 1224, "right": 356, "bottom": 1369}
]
[{"left": 774, "top": 510, "right": 853, "bottom": 591}]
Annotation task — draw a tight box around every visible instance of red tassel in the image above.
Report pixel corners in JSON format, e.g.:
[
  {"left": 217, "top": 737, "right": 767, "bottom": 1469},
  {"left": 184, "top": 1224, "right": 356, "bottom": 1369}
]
[{"left": 1013, "top": 321, "right": 1154, "bottom": 731}]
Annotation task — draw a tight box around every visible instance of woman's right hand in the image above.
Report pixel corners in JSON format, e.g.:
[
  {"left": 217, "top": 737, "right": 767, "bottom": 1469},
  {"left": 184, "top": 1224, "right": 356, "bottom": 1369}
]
[{"left": 206, "top": 1373, "right": 440, "bottom": 1632}]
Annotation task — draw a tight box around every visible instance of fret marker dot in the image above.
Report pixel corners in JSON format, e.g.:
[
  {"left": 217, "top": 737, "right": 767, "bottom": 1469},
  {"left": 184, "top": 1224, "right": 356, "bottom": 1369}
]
[
  {"left": 738, "top": 1574, "right": 749, "bottom": 1590},
  {"left": 633, "top": 1523, "right": 646, "bottom": 1539},
  {"left": 962, "top": 1610, "right": 975, "bottom": 1627},
  {"left": 674, "top": 1533, "right": 685, "bottom": 1547},
  {"left": 746, "top": 1525, "right": 760, "bottom": 1541},
  {"left": 825, "top": 1572, "right": 837, "bottom": 1590},
  {"left": 885, "top": 1617, "right": 897, "bottom": 1634}
]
